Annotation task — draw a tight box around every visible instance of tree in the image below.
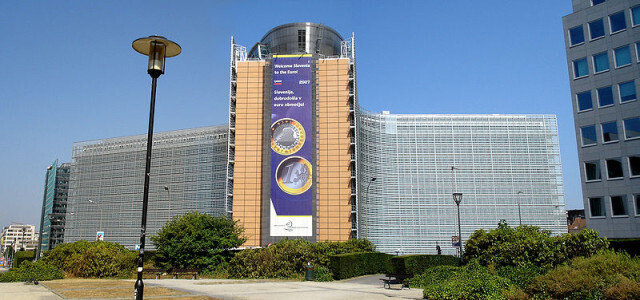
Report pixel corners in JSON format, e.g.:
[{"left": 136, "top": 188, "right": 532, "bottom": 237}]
[{"left": 151, "top": 211, "right": 245, "bottom": 271}]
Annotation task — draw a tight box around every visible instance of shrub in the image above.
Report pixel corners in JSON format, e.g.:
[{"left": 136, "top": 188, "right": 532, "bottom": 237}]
[
  {"left": 609, "top": 238, "right": 640, "bottom": 257},
  {"left": 389, "top": 254, "right": 459, "bottom": 275},
  {"left": 411, "top": 265, "right": 461, "bottom": 288},
  {"left": 495, "top": 264, "right": 545, "bottom": 289},
  {"left": 527, "top": 250, "right": 640, "bottom": 300},
  {"left": 0, "top": 260, "right": 64, "bottom": 282},
  {"left": 421, "top": 262, "right": 511, "bottom": 300},
  {"left": 328, "top": 252, "right": 392, "bottom": 280},
  {"left": 151, "top": 212, "right": 245, "bottom": 272},
  {"left": 228, "top": 239, "right": 375, "bottom": 279},
  {"left": 313, "top": 265, "right": 333, "bottom": 282},
  {"left": 13, "top": 250, "right": 35, "bottom": 268},
  {"left": 44, "top": 240, "right": 136, "bottom": 277}
]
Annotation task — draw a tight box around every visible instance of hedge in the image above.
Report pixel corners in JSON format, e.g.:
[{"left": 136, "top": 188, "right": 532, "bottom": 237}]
[
  {"left": 609, "top": 239, "right": 640, "bottom": 257},
  {"left": 389, "top": 254, "right": 459, "bottom": 275},
  {"left": 0, "top": 260, "right": 64, "bottom": 282},
  {"left": 328, "top": 252, "right": 392, "bottom": 280},
  {"left": 13, "top": 250, "right": 35, "bottom": 268}
]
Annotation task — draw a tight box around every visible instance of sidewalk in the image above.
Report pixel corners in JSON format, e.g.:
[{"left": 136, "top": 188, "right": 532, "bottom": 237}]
[{"left": 0, "top": 282, "right": 60, "bottom": 300}]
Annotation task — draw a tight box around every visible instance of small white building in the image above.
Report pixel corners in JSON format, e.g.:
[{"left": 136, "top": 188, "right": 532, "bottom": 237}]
[{"left": 1, "top": 224, "right": 39, "bottom": 252}]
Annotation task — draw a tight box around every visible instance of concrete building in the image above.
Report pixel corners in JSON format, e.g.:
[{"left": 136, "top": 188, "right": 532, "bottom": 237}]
[
  {"left": 64, "top": 126, "right": 228, "bottom": 249},
  {"left": 37, "top": 160, "right": 70, "bottom": 253},
  {"left": 563, "top": 0, "right": 640, "bottom": 238},
  {"left": 1, "top": 224, "right": 39, "bottom": 252}
]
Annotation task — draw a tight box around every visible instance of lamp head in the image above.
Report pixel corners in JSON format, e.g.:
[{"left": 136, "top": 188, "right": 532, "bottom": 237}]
[
  {"left": 164, "top": 186, "right": 169, "bottom": 191},
  {"left": 371, "top": 177, "right": 377, "bottom": 182},
  {"left": 132, "top": 35, "right": 181, "bottom": 78},
  {"left": 453, "top": 193, "right": 463, "bottom": 205}
]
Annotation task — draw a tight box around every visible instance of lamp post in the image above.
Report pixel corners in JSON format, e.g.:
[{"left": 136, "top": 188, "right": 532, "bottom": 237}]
[
  {"left": 88, "top": 200, "right": 103, "bottom": 233},
  {"left": 452, "top": 192, "right": 463, "bottom": 264},
  {"left": 164, "top": 186, "right": 171, "bottom": 220},
  {"left": 516, "top": 191, "right": 523, "bottom": 226},
  {"left": 132, "top": 35, "right": 181, "bottom": 300}
]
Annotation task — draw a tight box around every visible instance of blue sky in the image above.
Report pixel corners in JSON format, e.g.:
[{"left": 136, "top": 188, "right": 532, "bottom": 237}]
[{"left": 0, "top": 1, "right": 578, "bottom": 228}]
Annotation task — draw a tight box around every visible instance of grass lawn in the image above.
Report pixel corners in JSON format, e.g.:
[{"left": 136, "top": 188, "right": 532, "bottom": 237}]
[{"left": 41, "top": 279, "right": 217, "bottom": 299}]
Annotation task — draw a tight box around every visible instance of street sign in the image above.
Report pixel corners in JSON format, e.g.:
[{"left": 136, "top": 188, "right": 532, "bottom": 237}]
[
  {"left": 135, "top": 244, "right": 140, "bottom": 250},
  {"left": 451, "top": 235, "right": 460, "bottom": 247},
  {"left": 96, "top": 231, "right": 104, "bottom": 241}
]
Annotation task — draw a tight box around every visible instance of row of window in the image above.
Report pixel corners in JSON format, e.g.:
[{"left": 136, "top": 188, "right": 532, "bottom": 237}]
[
  {"left": 584, "top": 156, "right": 640, "bottom": 181},
  {"left": 569, "top": 6, "right": 640, "bottom": 47},
  {"left": 580, "top": 117, "right": 640, "bottom": 146},
  {"left": 576, "top": 80, "right": 637, "bottom": 111},
  {"left": 573, "top": 43, "right": 640, "bottom": 79},
  {"left": 589, "top": 195, "right": 640, "bottom": 218}
]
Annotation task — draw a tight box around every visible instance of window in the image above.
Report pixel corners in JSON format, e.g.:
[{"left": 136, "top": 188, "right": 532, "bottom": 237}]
[
  {"left": 577, "top": 91, "right": 593, "bottom": 111},
  {"left": 297, "top": 29, "right": 306, "bottom": 53},
  {"left": 569, "top": 25, "right": 585, "bottom": 46},
  {"left": 581, "top": 125, "right": 597, "bottom": 146},
  {"left": 573, "top": 58, "right": 589, "bottom": 78},
  {"left": 592, "top": 0, "right": 605, "bottom": 5},
  {"left": 589, "top": 197, "right": 605, "bottom": 217},
  {"left": 619, "top": 81, "right": 637, "bottom": 102},
  {"left": 611, "top": 195, "right": 628, "bottom": 216},
  {"left": 610, "top": 11, "right": 627, "bottom": 33},
  {"left": 585, "top": 161, "right": 601, "bottom": 181},
  {"left": 624, "top": 117, "right": 640, "bottom": 139},
  {"left": 636, "top": 42, "right": 640, "bottom": 62},
  {"left": 633, "top": 6, "right": 640, "bottom": 26},
  {"left": 629, "top": 156, "right": 640, "bottom": 177},
  {"left": 597, "top": 86, "right": 614, "bottom": 107},
  {"left": 606, "top": 159, "right": 624, "bottom": 179},
  {"left": 589, "top": 19, "right": 605, "bottom": 39},
  {"left": 614, "top": 46, "right": 632, "bottom": 67},
  {"left": 593, "top": 51, "right": 610, "bottom": 72},
  {"left": 635, "top": 195, "right": 640, "bottom": 215},
  {"left": 601, "top": 121, "right": 619, "bottom": 142}
]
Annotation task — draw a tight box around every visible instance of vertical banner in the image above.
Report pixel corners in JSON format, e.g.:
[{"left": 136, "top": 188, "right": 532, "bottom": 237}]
[{"left": 270, "top": 54, "right": 313, "bottom": 236}]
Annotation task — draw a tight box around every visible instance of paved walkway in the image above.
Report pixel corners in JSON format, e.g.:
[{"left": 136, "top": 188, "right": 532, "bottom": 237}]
[
  {"left": 148, "top": 274, "right": 422, "bottom": 300},
  {"left": 0, "top": 282, "right": 60, "bottom": 300}
]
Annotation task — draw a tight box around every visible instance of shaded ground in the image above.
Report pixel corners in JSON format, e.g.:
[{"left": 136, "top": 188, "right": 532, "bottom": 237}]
[{"left": 40, "top": 279, "right": 217, "bottom": 299}]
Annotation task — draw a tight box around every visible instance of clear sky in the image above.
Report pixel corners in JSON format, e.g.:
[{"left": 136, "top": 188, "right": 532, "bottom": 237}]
[{"left": 0, "top": 1, "right": 578, "bottom": 229}]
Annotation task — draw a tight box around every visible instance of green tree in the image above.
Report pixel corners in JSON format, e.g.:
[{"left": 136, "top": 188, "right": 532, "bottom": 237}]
[{"left": 150, "top": 211, "right": 245, "bottom": 272}]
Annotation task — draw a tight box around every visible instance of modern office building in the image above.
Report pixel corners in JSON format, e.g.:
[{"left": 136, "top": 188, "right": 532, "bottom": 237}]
[
  {"left": 37, "top": 160, "right": 70, "bottom": 253},
  {"left": 357, "top": 112, "right": 567, "bottom": 254},
  {"left": 1, "top": 224, "right": 39, "bottom": 252},
  {"left": 64, "top": 126, "right": 228, "bottom": 249},
  {"left": 563, "top": 0, "right": 640, "bottom": 238}
]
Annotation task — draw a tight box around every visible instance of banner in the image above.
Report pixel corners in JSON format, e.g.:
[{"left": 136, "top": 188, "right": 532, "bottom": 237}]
[{"left": 270, "top": 54, "right": 313, "bottom": 236}]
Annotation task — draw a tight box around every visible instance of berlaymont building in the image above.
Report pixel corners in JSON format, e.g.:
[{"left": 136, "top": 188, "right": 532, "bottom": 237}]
[{"left": 59, "top": 23, "right": 567, "bottom": 255}]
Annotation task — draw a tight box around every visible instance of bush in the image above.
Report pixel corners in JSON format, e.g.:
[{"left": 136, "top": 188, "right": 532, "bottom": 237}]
[
  {"left": 609, "top": 238, "right": 640, "bottom": 257},
  {"left": 0, "top": 260, "right": 64, "bottom": 282},
  {"left": 465, "top": 221, "right": 608, "bottom": 269},
  {"left": 44, "top": 240, "right": 136, "bottom": 277},
  {"left": 313, "top": 265, "right": 333, "bottom": 282},
  {"left": 228, "top": 239, "right": 375, "bottom": 279},
  {"left": 527, "top": 250, "right": 640, "bottom": 300},
  {"left": 389, "top": 254, "right": 459, "bottom": 275},
  {"left": 151, "top": 212, "right": 245, "bottom": 272},
  {"left": 411, "top": 265, "right": 461, "bottom": 288},
  {"left": 421, "top": 262, "right": 511, "bottom": 300},
  {"left": 495, "top": 264, "right": 545, "bottom": 289},
  {"left": 13, "top": 250, "right": 35, "bottom": 268},
  {"left": 328, "top": 252, "right": 392, "bottom": 280}
]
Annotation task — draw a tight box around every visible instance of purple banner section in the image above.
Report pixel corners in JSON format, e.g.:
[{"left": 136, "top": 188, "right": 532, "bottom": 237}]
[{"left": 270, "top": 55, "right": 313, "bottom": 222}]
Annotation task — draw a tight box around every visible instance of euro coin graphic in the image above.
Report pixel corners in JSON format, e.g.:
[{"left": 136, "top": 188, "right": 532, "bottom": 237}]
[
  {"left": 276, "top": 156, "right": 312, "bottom": 195},
  {"left": 271, "top": 118, "right": 305, "bottom": 155}
]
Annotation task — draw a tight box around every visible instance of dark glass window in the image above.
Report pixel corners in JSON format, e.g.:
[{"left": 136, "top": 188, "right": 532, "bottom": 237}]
[
  {"left": 569, "top": 25, "right": 585, "bottom": 45},
  {"left": 624, "top": 117, "right": 640, "bottom": 139},
  {"left": 589, "top": 197, "right": 605, "bottom": 217},
  {"left": 297, "top": 30, "right": 306, "bottom": 53},
  {"left": 611, "top": 196, "right": 628, "bottom": 216},
  {"left": 614, "top": 46, "right": 632, "bottom": 67},
  {"left": 601, "top": 121, "right": 618, "bottom": 142},
  {"left": 581, "top": 125, "right": 597, "bottom": 146},
  {"left": 629, "top": 156, "right": 640, "bottom": 177},
  {"left": 633, "top": 6, "right": 640, "bottom": 26},
  {"left": 593, "top": 52, "right": 610, "bottom": 72},
  {"left": 597, "top": 86, "right": 614, "bottom": 107},
  {"left": 589, "top": 19, "right": 605, "bottom": 39},
  {"left": 636, "top": 42, "right": 640, "bottom": 62},
  {"left": 592, "top": 0, "right": 605, "bottom": 5},
  {"left": 585, "top": 161, "right": 601, "bottom": 181},
  {"left": 619, "top": 81, "right": 637, "bottom": 102},
  {"left": 577, "top": 91, "right": 593, "bottom": 111},
  {"left": 607, "top": 159, "right": 624, "bottom": 179},
  {"left": 573, "top": 58, "right": 589, "bottom": 78},
  {"left": 635, "top": 195, "right": 640, "bottom": 215},
  {"left": 610, "top": 11, "right": 627, "bottom": 33}
]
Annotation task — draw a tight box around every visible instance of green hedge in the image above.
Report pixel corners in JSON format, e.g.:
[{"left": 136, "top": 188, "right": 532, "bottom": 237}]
[
  {"left": 0, "top": 260, "right": 64, "bottom": 282},
  {"left": 389, "top": 254, "right": 459, "bottom": 275},
  {"left": 609, "top": 239, "right": 640, "bottom": 257},
  {"left": 328, "top": 252, "right": 392, "bottom": 280},
  {"left": 13, "top": 250, "right": 35, "bottom": 268}
]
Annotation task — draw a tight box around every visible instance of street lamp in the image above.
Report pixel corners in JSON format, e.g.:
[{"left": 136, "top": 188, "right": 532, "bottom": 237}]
[
  {"left": 164, "top": 186, "right": 171, "bottom": 220},
  {"left": 452, "top": 192, "right": 463, "bottom": 264},
  {"left": 132, "top": 35, "right": 181, "bottom": 300},
  {"left": 516, "top": 191, "right": 523, "bottom": 226}
]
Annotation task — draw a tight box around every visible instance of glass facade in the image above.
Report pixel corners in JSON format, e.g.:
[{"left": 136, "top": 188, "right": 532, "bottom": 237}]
[
  {"left": 64, "top": 126, "right": 228, "bottom": 249},
  {"left": 356, "top": 112, "right": 566, "bottom": 254}
]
